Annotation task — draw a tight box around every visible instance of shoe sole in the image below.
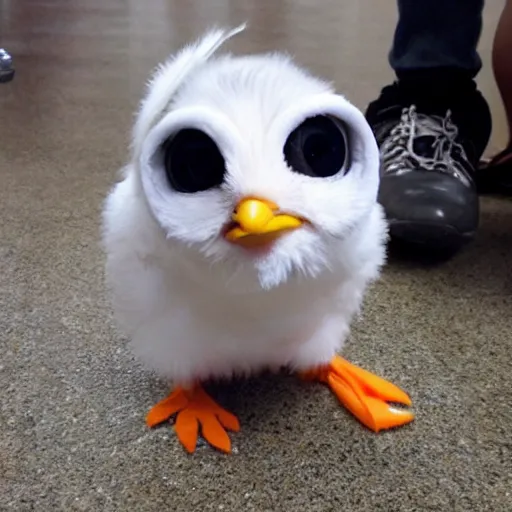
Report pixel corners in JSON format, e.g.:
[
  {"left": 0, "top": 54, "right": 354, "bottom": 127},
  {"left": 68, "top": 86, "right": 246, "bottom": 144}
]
[{"left": 388, "top": 220, "right": 475, "bottom": 259}]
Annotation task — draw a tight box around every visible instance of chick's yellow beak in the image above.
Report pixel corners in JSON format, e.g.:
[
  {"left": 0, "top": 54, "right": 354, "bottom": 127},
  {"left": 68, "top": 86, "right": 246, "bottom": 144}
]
[{"left": 225, "top": 197, "right": 303, "bottom": 247}]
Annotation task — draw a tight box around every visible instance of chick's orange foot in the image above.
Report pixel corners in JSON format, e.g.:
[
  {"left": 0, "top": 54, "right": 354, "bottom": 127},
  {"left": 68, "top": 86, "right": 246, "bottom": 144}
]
[
  {"left": 146, "top": 386, "right": 240, "bottom": 454},
  {"left": 300, "top": 355, "right": 414, "bottom": 432}
]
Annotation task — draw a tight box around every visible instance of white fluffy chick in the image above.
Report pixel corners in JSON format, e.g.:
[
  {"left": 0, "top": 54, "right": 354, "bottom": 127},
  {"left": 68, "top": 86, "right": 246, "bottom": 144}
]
[{"left": 102, "top": 25, "right": 414, "bottom": 454}]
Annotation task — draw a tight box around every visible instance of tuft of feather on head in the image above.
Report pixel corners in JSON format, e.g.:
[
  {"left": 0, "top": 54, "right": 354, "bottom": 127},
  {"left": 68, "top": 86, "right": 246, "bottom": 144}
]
[{"left": 132, "top": 24, "right": 247, "bottom": 160}]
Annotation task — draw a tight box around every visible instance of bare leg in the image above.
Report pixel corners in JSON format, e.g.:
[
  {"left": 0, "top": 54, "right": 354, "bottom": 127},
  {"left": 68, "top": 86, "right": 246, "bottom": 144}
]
[
  {"left": 492, "top": 0, "right": 512, "bottom": 153},
  {"left": 477, "top": 0, "right": 512, "bottom": 193}
]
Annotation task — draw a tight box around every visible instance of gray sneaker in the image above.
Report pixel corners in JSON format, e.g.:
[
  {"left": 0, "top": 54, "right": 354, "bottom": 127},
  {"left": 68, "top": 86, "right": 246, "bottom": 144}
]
[{"left": 366, "top": 80, "right": 491, "bottom": 258}]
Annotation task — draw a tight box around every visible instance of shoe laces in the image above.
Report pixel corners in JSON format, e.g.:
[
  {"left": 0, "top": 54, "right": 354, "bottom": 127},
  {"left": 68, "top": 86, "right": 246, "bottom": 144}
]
[{"left": 378, "top": 105, "right": 473, "bottom": 187}]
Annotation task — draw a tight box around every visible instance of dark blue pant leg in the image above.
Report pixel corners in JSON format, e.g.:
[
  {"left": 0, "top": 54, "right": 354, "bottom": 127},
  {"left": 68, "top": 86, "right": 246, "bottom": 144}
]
[{"left": 390, "top": 0, "right": 485, "bottom": 78}]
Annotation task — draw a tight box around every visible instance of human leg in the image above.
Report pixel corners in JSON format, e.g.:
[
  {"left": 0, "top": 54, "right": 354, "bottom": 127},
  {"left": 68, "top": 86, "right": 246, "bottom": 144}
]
[
  {"left": 477, "top": 0, "right": 512, "bottom": 194},
  {"left": 367, "top": 0, "right": 491, "bottom": 257}
]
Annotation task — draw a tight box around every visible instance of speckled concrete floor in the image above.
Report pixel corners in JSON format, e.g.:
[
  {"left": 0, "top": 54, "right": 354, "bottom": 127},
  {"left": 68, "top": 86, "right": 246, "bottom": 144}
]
[{"left": 1, "top": 1, "right": 511, "bottom": 510}]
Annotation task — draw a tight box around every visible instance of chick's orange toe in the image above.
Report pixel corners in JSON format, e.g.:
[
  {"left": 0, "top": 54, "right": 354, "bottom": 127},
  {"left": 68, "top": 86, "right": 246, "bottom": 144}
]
[
  {"left": 300, "top": 355, "right": 414, "bottom": 432},
  {"left": 146, "top": 386, "right": 240, "bottom": 454}
]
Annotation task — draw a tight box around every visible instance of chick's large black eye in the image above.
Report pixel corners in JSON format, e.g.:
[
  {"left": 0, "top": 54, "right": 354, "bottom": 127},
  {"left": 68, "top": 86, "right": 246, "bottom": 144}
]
[
  {"left": 163, "top": 129, "right": 226, "bottom": 193},
  {"left": 284, "top": 115, "right": 348, "bottom": 178}
]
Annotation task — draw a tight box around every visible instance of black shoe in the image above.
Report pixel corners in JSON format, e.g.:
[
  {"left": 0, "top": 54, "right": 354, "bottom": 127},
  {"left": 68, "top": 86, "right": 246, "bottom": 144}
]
[
  {"left": 366, "top": 71, "right": 492, "bottom": 258},
  {"left": 0, "top": 49, "right": 14, "bottom": 83}
]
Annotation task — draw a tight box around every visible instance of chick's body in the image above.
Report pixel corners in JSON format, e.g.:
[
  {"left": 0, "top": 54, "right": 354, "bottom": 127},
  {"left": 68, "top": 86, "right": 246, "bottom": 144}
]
[
  {"left": 102, "top": 26, "right": 412, "bottom": 453},
  {"left": 104, "top": 170, "right": 385, "bottom": 384}
]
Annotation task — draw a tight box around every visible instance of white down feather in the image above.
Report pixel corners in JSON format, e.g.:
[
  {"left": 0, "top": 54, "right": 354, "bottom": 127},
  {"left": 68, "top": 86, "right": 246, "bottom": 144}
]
[{"left": 102, "top": 25, "right": 387, "bottom": 386}]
